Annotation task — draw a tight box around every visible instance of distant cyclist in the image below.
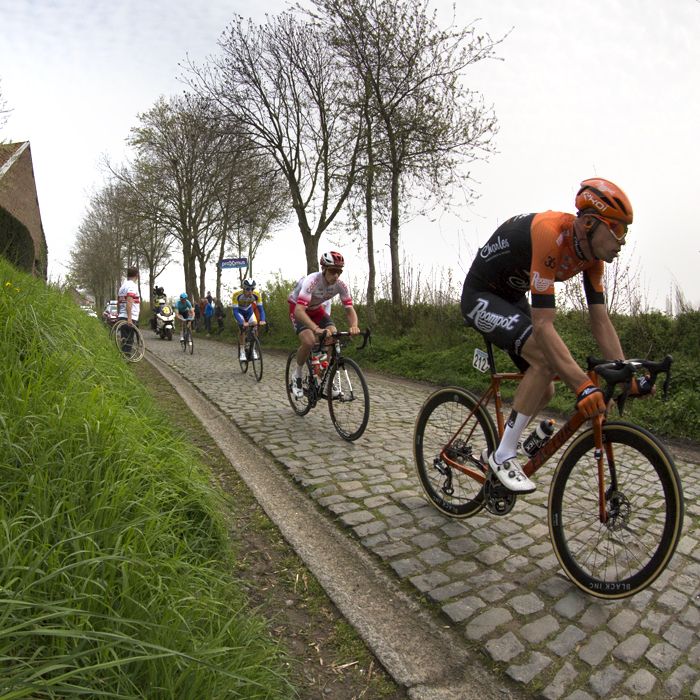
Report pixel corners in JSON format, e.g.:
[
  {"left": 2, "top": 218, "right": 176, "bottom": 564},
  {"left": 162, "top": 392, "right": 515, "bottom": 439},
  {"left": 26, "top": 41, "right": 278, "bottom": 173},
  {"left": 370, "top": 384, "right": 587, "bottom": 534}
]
[
  {"left": 287, "top": 251, "right": 360, "bottom": 398},
  {"left": 232, "top": 279, "right": 265, "bottom": 361},
  {"left": 174, "top": 292, "right": 193, "bottom": 343},
  {"left": 461, "top": 178, "right": 653, "bottom": 494}
]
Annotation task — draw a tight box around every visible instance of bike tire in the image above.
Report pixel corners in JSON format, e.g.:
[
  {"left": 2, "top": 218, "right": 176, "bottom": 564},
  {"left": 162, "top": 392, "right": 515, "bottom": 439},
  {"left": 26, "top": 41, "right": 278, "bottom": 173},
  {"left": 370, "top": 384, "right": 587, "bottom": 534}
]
[
  {"left": 238, "top": 337, "right": 248, "bottom": 373},
  {"left": 109, "top": 320, "right": 122, "bottom": 342},
  {"left": 285, "top": 350, "right": 315, "bottom": 416},
  {"left": 251, "top": 336, "right": 263, "bottom": 382},
  {"left": 327, "top": 357, "right": 370, "bottom": 441},
  {"left": 549, "top": 421, "right": 684, "bottom": 599},
  {"left": 114, "top": 322, "right": 144, "bottom": 363},
  {"left": 414, "top": 387, "right": 497, "bottom": 518},
  {"left": 187, "top": 329, "right": 194, "bottom": 355}
]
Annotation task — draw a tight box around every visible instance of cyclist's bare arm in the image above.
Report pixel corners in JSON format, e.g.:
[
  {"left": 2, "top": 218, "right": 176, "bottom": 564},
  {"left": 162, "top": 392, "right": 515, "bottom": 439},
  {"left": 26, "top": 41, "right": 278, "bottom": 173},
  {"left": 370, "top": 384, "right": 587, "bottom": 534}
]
[
  {"left": 345, "top": 306, "right": 360, "bottom": 336},
  {"left": 589, "top": 304, "right": 624, "bottom": 361},
  {"left": 531, "top": 307, "right": 590, "bottom": 393}
]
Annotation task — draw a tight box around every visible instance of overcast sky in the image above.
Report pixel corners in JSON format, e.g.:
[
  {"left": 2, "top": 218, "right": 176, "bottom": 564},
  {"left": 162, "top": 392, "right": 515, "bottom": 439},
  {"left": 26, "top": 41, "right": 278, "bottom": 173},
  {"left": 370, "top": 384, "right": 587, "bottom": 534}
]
[{"left": 1, "top": 0, "right": 699, "bottom": 310}]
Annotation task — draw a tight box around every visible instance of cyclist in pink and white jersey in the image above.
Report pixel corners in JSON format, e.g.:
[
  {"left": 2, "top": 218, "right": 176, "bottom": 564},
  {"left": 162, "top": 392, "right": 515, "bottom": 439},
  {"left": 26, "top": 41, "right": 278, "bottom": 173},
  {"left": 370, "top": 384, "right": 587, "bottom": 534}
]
[{"left": 287, "top": 251, "right": 360, "bottom": 398}]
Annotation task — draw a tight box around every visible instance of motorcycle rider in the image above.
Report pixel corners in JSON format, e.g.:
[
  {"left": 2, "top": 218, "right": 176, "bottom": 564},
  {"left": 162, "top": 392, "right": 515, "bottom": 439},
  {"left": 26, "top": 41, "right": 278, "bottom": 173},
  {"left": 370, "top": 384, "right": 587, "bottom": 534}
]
[{"left": 151, "top": 286, "right": 166, "bottom": 330}]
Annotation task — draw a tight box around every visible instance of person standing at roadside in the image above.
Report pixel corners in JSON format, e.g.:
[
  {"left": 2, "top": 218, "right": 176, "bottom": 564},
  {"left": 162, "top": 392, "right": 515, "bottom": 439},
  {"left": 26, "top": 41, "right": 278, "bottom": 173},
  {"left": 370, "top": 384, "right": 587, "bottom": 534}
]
[
  {"left": 204, "top": 298, "right": 214, "bottom": 334},
  {"left": 117, "top": 267, "right": 140, "bottom": 354},
  {"left": 214, "top": 298, "right": 225, "bottom": 334},
  {"left": 117, "top": 267, "right": 140, "bottom": 329}
]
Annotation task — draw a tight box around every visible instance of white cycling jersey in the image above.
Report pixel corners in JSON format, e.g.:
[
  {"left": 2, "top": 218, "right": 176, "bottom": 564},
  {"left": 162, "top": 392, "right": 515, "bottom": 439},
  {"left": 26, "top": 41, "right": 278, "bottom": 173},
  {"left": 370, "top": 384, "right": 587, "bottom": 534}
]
[
  {"left": 287, "top": 271, "right": 353, "bottom": 311},
  {"left": 117, "top": 279, "right": 140, "bottom": 321}
]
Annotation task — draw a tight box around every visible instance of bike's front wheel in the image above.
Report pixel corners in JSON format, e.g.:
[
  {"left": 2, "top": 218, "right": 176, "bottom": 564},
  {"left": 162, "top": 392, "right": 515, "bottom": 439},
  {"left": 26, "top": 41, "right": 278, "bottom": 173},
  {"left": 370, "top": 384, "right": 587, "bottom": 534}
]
[
  {"left": 327, "top": 358, "right": 369, "bottom": 441},
  {"left": 285, "top": 350, "right": 315, "bottom": 416},
  {"left": 187, "top": 329, "right": 194, "bottom": 355},
  {"left": 414, "top": 387, "right": 497, "bottom": 518},
  {"left": 549, "top": 421, "right": 684, "bottom": 600},
  {"left": 251, "top": 336, "right": 263, "bottom": 382},
  {"left": 238, "top": 337, "right": 248, "bottom": 373}
]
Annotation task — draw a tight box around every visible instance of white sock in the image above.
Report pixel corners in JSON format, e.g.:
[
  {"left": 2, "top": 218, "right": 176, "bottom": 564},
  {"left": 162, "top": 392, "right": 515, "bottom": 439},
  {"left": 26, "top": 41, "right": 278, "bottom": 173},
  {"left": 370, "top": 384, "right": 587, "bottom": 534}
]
[
  {"left": 294, "top": 364, "right": 303, "bottom": 379},
  {"left": 495, "top": 410, "right": 531, "bottom": 463}
]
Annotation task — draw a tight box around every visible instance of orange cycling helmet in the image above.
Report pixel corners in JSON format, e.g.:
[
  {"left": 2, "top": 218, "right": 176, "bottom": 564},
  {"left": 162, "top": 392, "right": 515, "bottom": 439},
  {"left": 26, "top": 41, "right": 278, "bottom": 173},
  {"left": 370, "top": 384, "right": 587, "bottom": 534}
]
[
  {"left": 320, "top": 251, "right": 345, "bottom": 268},
  {"left": 575, "top": 178, "right": 633, "bottom": 225}
]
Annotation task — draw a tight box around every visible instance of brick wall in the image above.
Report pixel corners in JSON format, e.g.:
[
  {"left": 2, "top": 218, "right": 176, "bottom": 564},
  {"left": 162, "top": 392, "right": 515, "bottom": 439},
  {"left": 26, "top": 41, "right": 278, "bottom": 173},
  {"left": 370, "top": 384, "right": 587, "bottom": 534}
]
[{"left": 0, "top": 142, "right": 48, "bottom": 277}]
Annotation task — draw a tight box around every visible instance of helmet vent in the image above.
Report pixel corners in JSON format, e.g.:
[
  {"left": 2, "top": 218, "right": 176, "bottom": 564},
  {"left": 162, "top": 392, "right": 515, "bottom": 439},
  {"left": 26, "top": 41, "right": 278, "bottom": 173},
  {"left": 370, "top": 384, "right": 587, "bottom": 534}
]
[{"left": 613, "top": 197, "right": 629, "bottom": 216}]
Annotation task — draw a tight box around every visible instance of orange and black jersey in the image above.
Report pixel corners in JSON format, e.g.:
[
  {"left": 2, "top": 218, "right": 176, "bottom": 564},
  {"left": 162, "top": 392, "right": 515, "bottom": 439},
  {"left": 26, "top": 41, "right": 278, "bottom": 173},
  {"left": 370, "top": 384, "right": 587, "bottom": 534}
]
[{"left": 464, "top": 211, "right": 605, "bottom": 309}]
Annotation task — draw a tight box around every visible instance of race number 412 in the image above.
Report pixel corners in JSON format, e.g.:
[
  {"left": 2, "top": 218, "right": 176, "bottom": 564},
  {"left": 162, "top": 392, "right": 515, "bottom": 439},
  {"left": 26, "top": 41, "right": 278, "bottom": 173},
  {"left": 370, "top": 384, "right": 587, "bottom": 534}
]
[{"left": 473, "top": 348, "right": 489, "bottom": 374}]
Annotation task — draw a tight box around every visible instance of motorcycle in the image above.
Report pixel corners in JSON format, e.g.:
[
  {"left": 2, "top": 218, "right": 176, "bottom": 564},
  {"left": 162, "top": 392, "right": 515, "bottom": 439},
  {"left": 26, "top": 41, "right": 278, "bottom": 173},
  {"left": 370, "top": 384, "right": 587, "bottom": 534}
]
[{"left": 151, "top": 288, "right": 175, "bottom": 341}]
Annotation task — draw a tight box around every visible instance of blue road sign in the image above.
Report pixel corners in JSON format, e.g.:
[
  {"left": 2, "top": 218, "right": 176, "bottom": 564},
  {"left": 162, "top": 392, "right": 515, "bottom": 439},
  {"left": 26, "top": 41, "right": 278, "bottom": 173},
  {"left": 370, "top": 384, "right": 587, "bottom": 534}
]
[{"left": 219, "top": 258, "right": 248, "bottom": 269}]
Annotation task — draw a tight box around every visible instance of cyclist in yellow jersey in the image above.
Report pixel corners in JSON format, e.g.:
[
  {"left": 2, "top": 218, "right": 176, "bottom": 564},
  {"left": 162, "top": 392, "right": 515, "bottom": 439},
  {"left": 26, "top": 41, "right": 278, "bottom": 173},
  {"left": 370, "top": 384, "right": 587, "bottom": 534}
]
[{"left": 231, "top": 280, "right": 265, "bottom": 361}]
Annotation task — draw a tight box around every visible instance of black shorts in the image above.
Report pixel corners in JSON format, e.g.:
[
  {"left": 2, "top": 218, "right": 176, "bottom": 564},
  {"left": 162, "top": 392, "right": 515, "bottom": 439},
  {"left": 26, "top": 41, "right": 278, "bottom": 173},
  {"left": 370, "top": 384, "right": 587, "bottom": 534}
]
[{"left": 461, "top": 287, "right": 533, "bottom": 373}]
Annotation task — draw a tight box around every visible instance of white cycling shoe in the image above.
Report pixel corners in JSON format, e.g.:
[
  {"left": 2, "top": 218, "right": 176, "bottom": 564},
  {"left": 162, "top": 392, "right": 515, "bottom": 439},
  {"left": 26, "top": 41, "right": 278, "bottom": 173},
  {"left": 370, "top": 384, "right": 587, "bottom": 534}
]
[
  {"left": 292, "top": 377, "right": 304, "bottom": 399},
  {"left": 488, "top": 453, "right": 536, "bottom": 494}
]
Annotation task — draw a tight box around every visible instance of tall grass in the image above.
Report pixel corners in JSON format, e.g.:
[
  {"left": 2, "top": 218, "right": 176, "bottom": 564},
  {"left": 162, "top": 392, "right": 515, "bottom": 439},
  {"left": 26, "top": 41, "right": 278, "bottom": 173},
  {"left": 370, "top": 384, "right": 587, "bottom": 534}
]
[{"left": 0, "top": 259, "right": 294, "bottom": 698}]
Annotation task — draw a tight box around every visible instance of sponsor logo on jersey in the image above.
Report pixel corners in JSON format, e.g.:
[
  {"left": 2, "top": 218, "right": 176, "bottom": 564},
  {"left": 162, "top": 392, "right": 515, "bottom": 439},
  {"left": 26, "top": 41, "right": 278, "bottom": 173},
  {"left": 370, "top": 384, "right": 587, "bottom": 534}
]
[
  {"left": 508, "top": 275, "right": 530, "bottom": 291},
  {"left": 531, "top": 271, "right": 553, "bottom": 292},
  {"left": 466, "top": 298, "right": 520, "bottom": 333},
  {"left": 480, "top": 235, "right": 510, "bottom": 260}
]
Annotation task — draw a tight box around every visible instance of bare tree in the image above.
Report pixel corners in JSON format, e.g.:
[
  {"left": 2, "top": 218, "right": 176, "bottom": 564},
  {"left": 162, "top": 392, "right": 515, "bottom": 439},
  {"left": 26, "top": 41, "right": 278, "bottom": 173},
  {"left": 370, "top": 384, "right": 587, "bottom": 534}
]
[
  {"left": 121, "top": 163, "right": 174, "bottom": 303},
  {"left": 122, "top": 94, "right": 225, "bottom": 300},
  {"left": 187, "top": 12, "right": 364, "bottom": 273},
  {"left": 556, "top": 244, "right": 649, "bottom": 317},
  {"left": 211, "top": 139, "right": 291, "bottom": 299},
  {"left": 69, "top": 181, "right": 134, "bottom": 308},
  {"left": 305, "top": 0, "right": 502, "bottom": 305},
  {"left": 0, "top": 77, "right": 11, "bottom": 136}
]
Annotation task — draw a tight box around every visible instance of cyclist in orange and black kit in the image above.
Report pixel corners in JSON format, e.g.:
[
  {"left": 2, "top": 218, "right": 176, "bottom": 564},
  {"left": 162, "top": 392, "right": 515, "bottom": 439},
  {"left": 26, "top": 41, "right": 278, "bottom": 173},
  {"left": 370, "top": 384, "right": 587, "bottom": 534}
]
[{"left": 461, "top": 178, "right": 653, "bottom": 494}]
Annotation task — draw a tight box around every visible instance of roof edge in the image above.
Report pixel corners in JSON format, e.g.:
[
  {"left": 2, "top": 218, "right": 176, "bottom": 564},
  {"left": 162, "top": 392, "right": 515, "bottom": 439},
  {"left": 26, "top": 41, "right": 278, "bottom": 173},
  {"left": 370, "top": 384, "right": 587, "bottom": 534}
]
[{"left": 0, "top": 141, "right": 30, "bottom": 182}]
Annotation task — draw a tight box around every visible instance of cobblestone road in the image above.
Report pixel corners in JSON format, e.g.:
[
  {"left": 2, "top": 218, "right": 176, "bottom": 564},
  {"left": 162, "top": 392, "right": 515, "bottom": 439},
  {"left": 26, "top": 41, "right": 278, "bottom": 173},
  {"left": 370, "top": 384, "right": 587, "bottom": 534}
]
[{"left": 145, "top": 333, "right": 700, "bottom": 700}]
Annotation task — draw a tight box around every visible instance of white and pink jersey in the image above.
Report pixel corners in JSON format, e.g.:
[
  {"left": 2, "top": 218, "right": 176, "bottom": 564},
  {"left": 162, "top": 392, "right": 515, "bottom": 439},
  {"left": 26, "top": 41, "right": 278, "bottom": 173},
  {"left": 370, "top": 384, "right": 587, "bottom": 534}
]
[{"left": 287, "top": 271, "right": 353, "bottom": 311}]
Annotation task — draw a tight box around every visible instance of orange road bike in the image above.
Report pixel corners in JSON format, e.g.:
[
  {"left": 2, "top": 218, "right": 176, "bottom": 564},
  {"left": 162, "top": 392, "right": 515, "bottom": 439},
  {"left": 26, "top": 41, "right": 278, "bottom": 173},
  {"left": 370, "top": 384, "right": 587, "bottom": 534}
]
[{"left": 413, "top": 341, "right": 683, "bottom": 599}]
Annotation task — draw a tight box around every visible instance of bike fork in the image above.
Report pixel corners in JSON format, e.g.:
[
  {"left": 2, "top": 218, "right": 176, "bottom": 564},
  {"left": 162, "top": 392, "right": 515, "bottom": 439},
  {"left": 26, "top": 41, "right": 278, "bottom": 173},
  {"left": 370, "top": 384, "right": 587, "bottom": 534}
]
[{"left": 592, "top": 416, "right": 608, "bottom": 525}]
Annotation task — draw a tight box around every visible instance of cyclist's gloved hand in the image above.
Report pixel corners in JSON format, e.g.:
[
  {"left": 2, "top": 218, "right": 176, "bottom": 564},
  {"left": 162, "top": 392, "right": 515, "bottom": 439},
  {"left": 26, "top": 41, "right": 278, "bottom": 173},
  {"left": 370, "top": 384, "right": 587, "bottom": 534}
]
[
  {"left": 630, "top": 375, "right": 654, "bottom": 396},
  {"left": 575, "top": 379, "right": 606, "bottom": 417}
]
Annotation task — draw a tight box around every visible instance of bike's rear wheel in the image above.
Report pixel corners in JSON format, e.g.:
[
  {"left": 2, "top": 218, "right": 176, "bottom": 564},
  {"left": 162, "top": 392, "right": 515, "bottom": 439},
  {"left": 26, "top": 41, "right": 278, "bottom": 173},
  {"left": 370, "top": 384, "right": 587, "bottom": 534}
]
[
  {"left": 414, "top": 387, "right": 497, "bottom": 518},
  {"left": 327, "top": 358, "right": 369, "bottom": 441},
  {"left": 238, "top": 337, "right": 248, "bottom": 373},
  {"left": 251, "top": 336, "right": 263, "bottom": 382},
  {"left": 549, "top": 421, "right": 684, "bottom": 599},
  {"left": 285, "top": 350, "right": 315, "bottom": 416}
]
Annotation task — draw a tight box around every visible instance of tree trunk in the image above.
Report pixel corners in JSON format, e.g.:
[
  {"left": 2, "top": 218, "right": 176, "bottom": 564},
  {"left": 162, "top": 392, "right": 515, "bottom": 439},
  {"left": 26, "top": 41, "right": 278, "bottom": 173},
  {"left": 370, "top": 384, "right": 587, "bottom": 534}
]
[
  {"left": 365, "top": 111, "right": 377, "bottom": 326},
  {"left": 216, "top": 234, "right": 225, "bottom": 302},
  {"left": 389, "top": 168, "right": 401, "bottom": 307},
  {"left": 182, "top": 237, "right": 197, "bottom": 301}
]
